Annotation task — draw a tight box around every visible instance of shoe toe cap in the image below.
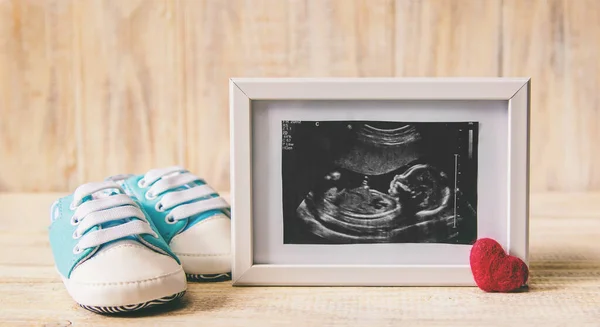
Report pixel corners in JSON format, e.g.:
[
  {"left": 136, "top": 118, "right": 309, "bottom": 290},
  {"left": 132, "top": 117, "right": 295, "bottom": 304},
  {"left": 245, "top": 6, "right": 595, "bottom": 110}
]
[
  {"left": 66, "top": 240, "right": 186, "bottom": 307},
  {"left": 71, "top": 240, "right": 181, "bottom": 282}
]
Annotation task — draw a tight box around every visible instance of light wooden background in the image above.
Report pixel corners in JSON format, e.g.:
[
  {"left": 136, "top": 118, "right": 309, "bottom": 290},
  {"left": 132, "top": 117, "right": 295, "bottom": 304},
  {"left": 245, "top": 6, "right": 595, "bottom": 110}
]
[{"left": 0, "top": 0, "right": 599, "bottom": 193}]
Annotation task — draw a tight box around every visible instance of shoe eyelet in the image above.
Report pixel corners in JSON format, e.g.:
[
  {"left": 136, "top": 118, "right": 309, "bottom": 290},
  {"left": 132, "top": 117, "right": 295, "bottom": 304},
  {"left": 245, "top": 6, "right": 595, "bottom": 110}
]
[
  {"left": 70, "top": 217, "right": 81, "bottom": 225},
  {"left": 137, "top": 179, "right": 147, "bottom": 188},
  {"left": 72, "top": 230, "right": 81, "bottom": 239},
  {"left": 155, "top": 202, "right": 166, "bottom": 212},
  {"left": 73, "top": 245, "right": 83, "bottom": 254},
  {"left": 145, "top": 191, "right": 157, "bottom": 200},
  {"left": 165, "top": 215, "right": 176, "bottom": 224}
]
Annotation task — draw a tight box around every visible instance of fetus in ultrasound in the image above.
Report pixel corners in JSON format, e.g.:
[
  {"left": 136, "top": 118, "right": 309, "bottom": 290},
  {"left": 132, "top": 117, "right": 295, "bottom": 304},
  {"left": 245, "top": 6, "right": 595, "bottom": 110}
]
[{"left": 388, "top": 164, "right": 451, "bottom": 219}]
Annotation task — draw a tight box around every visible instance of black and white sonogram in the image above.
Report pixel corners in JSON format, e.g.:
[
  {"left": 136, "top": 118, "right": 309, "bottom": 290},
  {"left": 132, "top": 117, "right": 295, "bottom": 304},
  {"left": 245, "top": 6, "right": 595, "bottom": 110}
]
[{"left": 281, "top": 121, "right": 478, "bottom": 245}]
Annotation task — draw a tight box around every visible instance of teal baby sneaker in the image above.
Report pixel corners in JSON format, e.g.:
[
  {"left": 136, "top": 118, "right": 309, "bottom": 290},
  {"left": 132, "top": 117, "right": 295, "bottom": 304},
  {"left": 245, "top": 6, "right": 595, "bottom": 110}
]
[
  {"left": 111, "top": 167, "right": 232, "bottom": 282},
  {"left": 49, "top": 181, "right": 187, "bottom": 314}
]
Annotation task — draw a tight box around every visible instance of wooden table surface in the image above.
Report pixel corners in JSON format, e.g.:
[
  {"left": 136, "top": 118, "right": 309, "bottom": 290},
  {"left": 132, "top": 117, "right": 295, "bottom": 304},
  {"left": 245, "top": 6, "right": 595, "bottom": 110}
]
[{"left": 1, "top": 193, "right": 599, "bottom": 327}]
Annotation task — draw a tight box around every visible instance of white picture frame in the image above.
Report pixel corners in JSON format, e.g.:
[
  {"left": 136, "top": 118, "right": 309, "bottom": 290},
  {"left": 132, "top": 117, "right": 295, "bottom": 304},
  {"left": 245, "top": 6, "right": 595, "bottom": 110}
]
[{"left": 230, "top": 78, "right": 530, "bottom": 286}]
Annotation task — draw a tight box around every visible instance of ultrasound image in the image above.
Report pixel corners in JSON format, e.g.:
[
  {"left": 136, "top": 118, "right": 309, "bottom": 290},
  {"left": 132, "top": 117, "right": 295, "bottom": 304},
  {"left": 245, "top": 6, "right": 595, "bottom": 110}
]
[{"left": 281, "top": 121, "right": 478, "bottom": 244}]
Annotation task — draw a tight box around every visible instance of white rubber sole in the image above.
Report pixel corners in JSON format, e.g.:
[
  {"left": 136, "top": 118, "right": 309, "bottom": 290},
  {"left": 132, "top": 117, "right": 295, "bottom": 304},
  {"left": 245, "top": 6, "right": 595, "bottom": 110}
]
[
  {"left": 79, "top": 290, "right": 186, "bottom": 314},
  {"left": 186, "top": 272, "right": 231, "bottom": 282},
  {"left": 60, "top": 266, "right": 187, "bottom": 313}
]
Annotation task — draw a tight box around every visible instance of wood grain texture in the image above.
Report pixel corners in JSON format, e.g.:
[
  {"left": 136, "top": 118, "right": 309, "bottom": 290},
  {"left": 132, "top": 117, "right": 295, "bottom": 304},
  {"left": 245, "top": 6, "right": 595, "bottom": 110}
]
[
  {"left": 0, "top": 0, "right": 78, "bottom": 192},
  {"left": 0, "top": 192, "right": 599, "bottom": 326},
  {"left": 395, "top": 0, "right": 502, "bottom": 76},
  {"left": 1, "top": 0, "right": 600, "bottom": 192},
  {"left": 503, "top": 0, "right": 600, "bottom": 192}
]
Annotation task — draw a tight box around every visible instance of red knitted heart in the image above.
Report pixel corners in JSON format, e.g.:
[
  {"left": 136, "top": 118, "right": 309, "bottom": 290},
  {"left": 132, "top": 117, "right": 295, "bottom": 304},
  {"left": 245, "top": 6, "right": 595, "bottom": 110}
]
[{"left": 469, "top": 238, "right": 529, "bottom": 292}]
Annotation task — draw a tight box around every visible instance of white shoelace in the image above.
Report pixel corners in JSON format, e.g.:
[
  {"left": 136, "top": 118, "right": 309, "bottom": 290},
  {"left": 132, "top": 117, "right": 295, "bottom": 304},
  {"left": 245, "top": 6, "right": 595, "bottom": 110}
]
[
  {"left": 70, "top": 181, "right": 156, "bottom": 254},
  {"left": 138, "top": 166, "right": 229, "bottom": 224}
]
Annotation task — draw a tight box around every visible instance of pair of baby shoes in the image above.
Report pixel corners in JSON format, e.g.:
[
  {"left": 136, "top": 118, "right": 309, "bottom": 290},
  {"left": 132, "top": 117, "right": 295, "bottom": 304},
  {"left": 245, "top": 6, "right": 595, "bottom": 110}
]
[{"left": 48, "top": 166, "right": 231, "bottom": 314}]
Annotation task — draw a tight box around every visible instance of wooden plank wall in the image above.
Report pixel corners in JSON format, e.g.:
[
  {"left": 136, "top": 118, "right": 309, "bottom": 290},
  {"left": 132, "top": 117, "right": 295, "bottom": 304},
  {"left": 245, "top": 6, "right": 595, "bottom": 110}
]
[{"left": 0, "top": 0, "right": 598, "bottom": 193}]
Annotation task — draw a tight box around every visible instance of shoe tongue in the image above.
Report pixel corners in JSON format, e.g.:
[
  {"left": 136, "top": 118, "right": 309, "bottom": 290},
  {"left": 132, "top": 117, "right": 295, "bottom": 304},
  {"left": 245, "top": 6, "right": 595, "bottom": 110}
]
[
  {"left": 92, "top": 189, "right": 119, "bottom": 200},
  {"left": 80, "top": 188, "right": 122, "bottom": 203},
  {"left": 84, "top": 189, "right": 144, "bottom": 249},
  {"left": 105, "top": 174, "right": 135, "bottom": 183},
  {"left": 105, "top": 174, "right": 136, "bottom": 191}
]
